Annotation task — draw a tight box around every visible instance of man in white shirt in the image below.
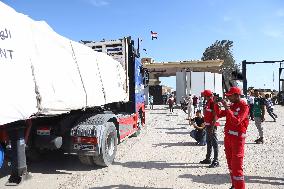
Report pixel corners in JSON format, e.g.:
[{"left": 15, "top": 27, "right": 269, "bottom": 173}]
[{"left": 187, "top": 95, "right": 194, "bottom": 120}]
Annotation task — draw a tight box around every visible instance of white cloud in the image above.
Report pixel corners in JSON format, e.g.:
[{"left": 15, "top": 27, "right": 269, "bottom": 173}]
[
  {"left": 263, "top": 29, "right": 283, "bottom": 38},
  {"left": 276, "top": 9, "right": 284, "bottom": 17},
  {"left": 236, "top": 19, "right": 247, "bottom": 35},
  {"left": 223, "top": 16, "right": 232, "bottom": 22},
  {"left": 87, "top": 0, "right": 109, "bottom": 7},
  {"left": 221, "top": 16, "right": 247, "bottom": 35}
]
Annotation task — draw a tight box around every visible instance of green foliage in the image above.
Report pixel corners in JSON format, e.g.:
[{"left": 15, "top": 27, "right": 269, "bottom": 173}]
[{"left": 201, "top": 40, "right": 239, "bottom": 87}]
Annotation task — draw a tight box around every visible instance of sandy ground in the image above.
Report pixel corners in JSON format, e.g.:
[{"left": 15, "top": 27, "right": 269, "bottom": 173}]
[{"left": 0, "top": 105, "right": 284, "bottom": 189}]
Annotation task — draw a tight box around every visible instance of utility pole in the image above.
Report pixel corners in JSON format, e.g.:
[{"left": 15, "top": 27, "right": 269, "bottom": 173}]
[{"left": 242, "top": 60, "right": 247, "bottom": 96}]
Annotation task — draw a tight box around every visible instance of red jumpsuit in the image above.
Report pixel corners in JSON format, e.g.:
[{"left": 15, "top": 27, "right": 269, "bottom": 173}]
[
  {"left": 204, "top": 98, "right": 220, "bottom": 126},
  {"left": 216, "top": 100, "right": 249, "bottom": 189}
]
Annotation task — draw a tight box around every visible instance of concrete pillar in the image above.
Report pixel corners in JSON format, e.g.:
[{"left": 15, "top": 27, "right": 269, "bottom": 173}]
[
  {"left": 186, "top": 71, "right": 192, "bottom": 95},
  {"left": 203, "top": 72, "right": 223, "bottom": 96},
  {"left": 177, "top": 71, "right": 224, "bottom": 102},
  {"left": 214, "top": 73, "right": 223, "bottom": 97},
  {"left": 191, "top": 72, "right": 205, "bottom": 97},
  {"left": 176, "top": 70, "right": 186, "bottom": 104},
  {"left": 205, "top": 72, "right": 215, "bottom": 92},
  {"left": 187, "top": 72, "right": 222, "bottom": 97}
]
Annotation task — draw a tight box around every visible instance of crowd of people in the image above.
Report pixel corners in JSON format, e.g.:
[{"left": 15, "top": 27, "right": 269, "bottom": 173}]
[{"left": 148, "top": 86, "right": 278, "bottom": 189}]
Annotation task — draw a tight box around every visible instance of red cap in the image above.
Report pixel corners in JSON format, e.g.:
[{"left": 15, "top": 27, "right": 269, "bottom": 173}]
[
  {"left": 225, "top": 87, "right": 242, "bottom": 96},
  {"left": 203, "top": 90, "right": 213, "bottom": 97}
]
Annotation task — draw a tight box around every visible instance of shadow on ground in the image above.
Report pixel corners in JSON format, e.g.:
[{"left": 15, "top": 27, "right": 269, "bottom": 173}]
[
  {"left": 149, "top": 113, "right": 168, "bottom": 115},
  {"left": 146, "top": 107, "right": 168, "bottom": 110},
  {"left": 113, "top": 161, "right": 202, "bottom": 170},
  {"left": 153, "top": 142, "right": 198, "bottom": 148},
  {"left": 245, "top": 142, "right": 257, "bottom": 145},
  {"left": 90, "top": 185, "right": 171, "bottom": 189},
  {"left": 153, "top": 141, "right": 256, "bottom": 148},
  {"left": 0, "top": 152, "right": 101, "bottom": 178},
  {"left": 179, "top": 173, "right": 284, "bottom": 186},
  {"left": 156, "top": 127, "right": 187, "bottom": 130},
  {"left": 165, "top": 131, "right": 190, "bottom": 135},
  {"left": 166, "top": 114, "right": 178, "bottom": 117},
  {"left": 27, "top": 154, "right": 100, "bottom": 174}
]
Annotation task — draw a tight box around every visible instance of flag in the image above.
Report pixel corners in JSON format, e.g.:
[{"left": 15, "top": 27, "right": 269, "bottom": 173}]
[{"left": 151, "top": 31, "right": 158, "bottom": 40}]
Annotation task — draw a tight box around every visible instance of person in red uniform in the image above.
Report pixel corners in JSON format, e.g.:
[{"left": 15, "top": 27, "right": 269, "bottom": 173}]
[
  {"left": 216, "top": 87, "right": 249, "bottom": 189},
  {"left": 199, "top": 90, "right": 220, "bottom": 168}
]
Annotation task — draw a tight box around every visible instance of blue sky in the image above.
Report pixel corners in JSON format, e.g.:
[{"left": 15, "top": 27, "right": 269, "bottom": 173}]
[{"left": 3, "top": 0, "right": 284, "bottom": 90}]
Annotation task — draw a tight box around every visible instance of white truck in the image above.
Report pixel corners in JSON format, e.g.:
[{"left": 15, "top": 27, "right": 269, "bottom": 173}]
[{"left": 0, "top": 2, "right": 147, "bottom": 185}]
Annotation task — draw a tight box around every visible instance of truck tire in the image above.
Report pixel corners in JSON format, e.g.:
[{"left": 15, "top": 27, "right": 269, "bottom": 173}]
[
  {"left": 94, "top": 122, "right": 117, "bottom": 167},
  {"left": 78, "top": 155, "right": 94, "bottom": 166},
  {"left": 0, "top": 144, "right": 4, "bottom": 169}
]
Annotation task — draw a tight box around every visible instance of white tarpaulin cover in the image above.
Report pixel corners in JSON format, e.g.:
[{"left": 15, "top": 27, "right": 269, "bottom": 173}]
[{"left": 0, "top": 2, "right": 127, "bottom": 125}]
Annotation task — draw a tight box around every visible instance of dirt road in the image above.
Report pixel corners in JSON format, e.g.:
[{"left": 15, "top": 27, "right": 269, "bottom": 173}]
[{"left": 1, "top": 105, "right": 284, "bottom": 189}]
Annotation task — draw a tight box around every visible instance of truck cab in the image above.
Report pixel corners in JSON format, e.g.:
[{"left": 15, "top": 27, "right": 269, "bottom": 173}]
[{"left": 69, "top": 37, "right": 147, "bottom": 166}]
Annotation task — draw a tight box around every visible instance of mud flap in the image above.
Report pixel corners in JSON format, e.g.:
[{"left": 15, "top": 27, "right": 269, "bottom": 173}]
[{"left": 6, "top": 128, "right": 31, "bottom": 186}]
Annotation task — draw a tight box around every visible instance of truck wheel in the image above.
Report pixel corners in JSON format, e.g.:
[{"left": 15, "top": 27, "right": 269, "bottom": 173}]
[
  {"left": 0, "top": 144, "right": 4, "bottom": 169},
  {"left": 94, "top": 122, "right": 117, "bottom": 167},
  {"left": 78, "top": 155, "right": 94, "bottom": 166}
]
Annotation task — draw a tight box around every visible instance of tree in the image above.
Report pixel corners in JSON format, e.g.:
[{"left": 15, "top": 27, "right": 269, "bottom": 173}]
[{"left": 201, "top": 40, "right": 239, "bottom": 90}]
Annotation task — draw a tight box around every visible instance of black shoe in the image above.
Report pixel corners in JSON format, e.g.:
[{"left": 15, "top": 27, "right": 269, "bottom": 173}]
[
  {"left": 256, "top": 137, "right": 264, "bottom": 144},
  {"left": 199, "top": 159, "right": 211, "bottom": 164},
  {"left": 209, "top": 161, "right": 220, "bottom": 168},
  {"left": 229, "top": 186, "right": 235, "bottom": 189},
  {"left": 254, "top": 138, "right": 260, "bottom": 142}
]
